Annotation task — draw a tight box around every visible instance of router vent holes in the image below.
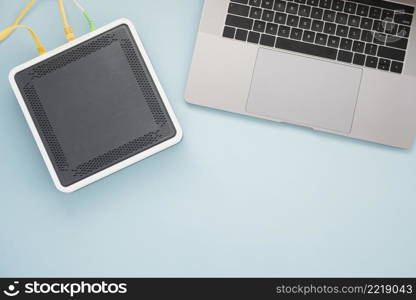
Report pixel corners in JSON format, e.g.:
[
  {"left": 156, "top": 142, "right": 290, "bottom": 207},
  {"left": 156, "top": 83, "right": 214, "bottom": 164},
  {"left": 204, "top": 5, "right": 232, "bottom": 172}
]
[
  {"left": 120, "top": 39, "right": 167, "bottom": 126},
  {"left": 72, "top": 131, "right": 162, "bottom": 177},
  {"left": 22, "top": 84, "right": 69, "bottom": 171},
  {"left": 29, "top": 34, "right": 118, "bottom": 78}
]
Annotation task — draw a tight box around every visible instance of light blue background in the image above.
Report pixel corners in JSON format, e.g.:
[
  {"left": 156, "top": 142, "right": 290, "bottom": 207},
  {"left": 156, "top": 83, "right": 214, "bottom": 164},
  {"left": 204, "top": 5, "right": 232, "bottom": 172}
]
[{"left": 1, "top": 0, "right": 415, "bottom": 277}]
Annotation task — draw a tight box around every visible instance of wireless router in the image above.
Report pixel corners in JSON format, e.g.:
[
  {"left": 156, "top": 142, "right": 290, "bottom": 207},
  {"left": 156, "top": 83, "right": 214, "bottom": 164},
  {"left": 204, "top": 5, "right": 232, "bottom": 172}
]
[{"left": 9, "top": 19, "right": 183, "bottom": 192}]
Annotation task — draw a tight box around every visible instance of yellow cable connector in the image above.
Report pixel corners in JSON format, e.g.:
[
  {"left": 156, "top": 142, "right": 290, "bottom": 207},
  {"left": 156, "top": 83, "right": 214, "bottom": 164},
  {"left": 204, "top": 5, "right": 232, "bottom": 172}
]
[
  {"left": 58, "top": 0, "right": 75, "bottom": 41},
  {"left": 0, "top": 25, "right": 46, "bottom": 55}
]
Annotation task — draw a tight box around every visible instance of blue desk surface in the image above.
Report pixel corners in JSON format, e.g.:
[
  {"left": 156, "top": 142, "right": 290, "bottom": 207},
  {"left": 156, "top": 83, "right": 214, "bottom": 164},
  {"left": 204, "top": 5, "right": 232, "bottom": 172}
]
[{"left": 1, "top": 0, "right": 415, "bottom": 277}]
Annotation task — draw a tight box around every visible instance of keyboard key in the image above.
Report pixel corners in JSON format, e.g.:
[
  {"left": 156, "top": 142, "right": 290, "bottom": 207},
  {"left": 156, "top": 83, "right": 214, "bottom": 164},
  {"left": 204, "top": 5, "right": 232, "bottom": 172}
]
[
  {"left": 262, "top": 10, "right": 275, "bottom": 22},
  {"left": 286, "top": 2, "right": 299, "bottom": 14},
  {"left": 311, "top": 7, "right": 324, "bottom": 19},
  {"left": 340, "top": 38, "right": 353, "bottom": 50},
  {"left": 344, "top": 2, "right": 356, "bottom": 14},
  {"left": 373, "top": 33, "right": 386, "bottom": 45},
  {"left": 353, "top": 53, "right": 366, "bottom": 65},
  {"left": 319, "top": 0, "right": 332, "bottom": 9},
  {"left": 275, "top": 37, "right": 338, "bottom": 59},
  {"left": 398, "top": 25, "right": 410, "bottom": 38},
  {"left": 337, "top": 50, "right": 353, "bottom": 63},
  {"left": 287, "top": 15, "right": 300, "bottom": 27},
  {"left": 250, "top": 7, "right": 263, "bottom": 19},
  {"left": 323, "top": 10, "right": 336, "bottom": 22},
  {"left": 274, "top": 0, "right": 286, "bottom": 11},
  {"left": 381, "top": 9, "right": 394, "bottom": 22},
  {"left": 378, "top": 58, "right": 391, "bottom": 71},
  {"left": 361, "top": 30, "right": 373, "bottom": 42},
  {"left": 390, "top": 61, "right": 403, "bottom": 74},
  {"left": 229, "top": 3, "right": 251, "bottom": 17},
  {"left": 226, "top": 15, "right": 254, "bottom": 30},
  {"left": 223, "top": 26, "right": 236, "bottom": 38},
  {"left": 315, "top": 33, "right": 328, "bottom": 45},
  {"left": 275, "top": 12, "right": 287, "bottom": 24},
  {"left": 260, "top": 33, "right": 276, "bottom": 46},
  {"left": 312, "top": 20, "right": 324, "bottom": 32},
  {"left": 372, "top": 20, "right": 384, "bottom": 33},
  {"left": 253, "top": 20, "right": 266, "bottom": 32},
  {"left": 261, "top": 0, "right": 274, "bottom": 9},
  {"left": 357, "top": 5, "right": 369, "bottom": 17},
  {"left": 300, "top": 17, "right": 312, "bottom": 29},
  {"left": 384, "top": 23, "right": 397, "bottom": 35},
  {"left": 250, "top": 0, "right": 262, "bottom": 7},
  {"left": 378, "top": 46, "right": 406, "bottom": 62},
  {"left": 369, "top": 7, "right": 382, "bottom": 19},
  {"left": 324, "top": 22, "right": 336, "bottom": 34},
  {"left": 349, "top": 27, "right": 361, "bottom": 40},
  {"left": 385, "top": 37, "right": 408, "bottom": 50},
  {"left": 291, "top": 28, "right": 304, "bottom": 40},
  {"left": 332, "top": 0, "right": 344, "bottom": 12},
  {"left": 299, "top": 5, "right": 311, "bottom": 17},
  {"left": 328, "top": 35, "right": 340, "bottom": 47},
  {"left": 348, "top": 15, "right": 360, "bottom": 27},
  {"left": 360, "top": 18, "right": 372, "bottom": 30},
  {"left": 365, "top": 56, "right": 378, "bottom": 68},
  {"left": 336, "top": 25, "right": 348, "bottom": 37},
  {"left": 336, "top": 12, "right": 348, "bottom": 25},
  {"left": 352, "top": 40, "right": 365, "bottom": 53},
  {"left": 302, "top": 30, "right": 316, "bottom": 42},
  {"left": 248, "top": 31, "right": 261, "bottom": 43},
  {"left": 278, "top": 25, "right": 291, "bottom": 37},
  {"left": 308, "top": 0, "right": 320, "bottom": 6},
  {"left": 394, "top": 13, "right": 413, "bottom": 26},
  {"left": 266, "top": 23, "right": 279, "bottom": 35},
  {"left": 365, "top": 43, "right": 378, "bottom": 56},
  {"left": 231, "top": 0, "right": 249, "bottom": 3},
  {"left": 236, "top": 29, "right": 249, "bottom": 40}
]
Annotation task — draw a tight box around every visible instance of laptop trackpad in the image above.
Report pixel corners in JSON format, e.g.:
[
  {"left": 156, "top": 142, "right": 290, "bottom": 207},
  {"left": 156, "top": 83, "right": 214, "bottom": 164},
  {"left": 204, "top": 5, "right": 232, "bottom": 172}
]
[{"left": 246, "top": 48, "right": 363, "bottom": 133}]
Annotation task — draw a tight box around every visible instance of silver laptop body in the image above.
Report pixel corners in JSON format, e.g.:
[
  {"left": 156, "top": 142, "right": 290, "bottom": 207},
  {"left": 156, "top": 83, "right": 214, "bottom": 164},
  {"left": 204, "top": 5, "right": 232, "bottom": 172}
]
[{"left": 186, "top": 0, "right": 416, "bottom": 148}]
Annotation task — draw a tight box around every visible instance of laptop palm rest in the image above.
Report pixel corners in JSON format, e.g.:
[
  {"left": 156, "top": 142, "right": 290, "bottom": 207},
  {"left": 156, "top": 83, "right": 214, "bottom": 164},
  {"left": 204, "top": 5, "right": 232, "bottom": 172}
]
[{"left": 246, "top": 48, "right": 363, "bottom": 133}]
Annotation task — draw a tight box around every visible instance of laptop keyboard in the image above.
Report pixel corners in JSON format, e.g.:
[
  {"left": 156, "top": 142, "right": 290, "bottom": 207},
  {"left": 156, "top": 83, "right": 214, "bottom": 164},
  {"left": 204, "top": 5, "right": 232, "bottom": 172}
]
[{"left": 223, "top": 0, "right": 414, "bottom": 74}]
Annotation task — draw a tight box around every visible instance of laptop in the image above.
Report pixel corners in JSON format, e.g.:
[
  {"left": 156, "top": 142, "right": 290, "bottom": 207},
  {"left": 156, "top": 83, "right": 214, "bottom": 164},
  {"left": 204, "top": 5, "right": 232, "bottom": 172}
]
[{"left": 186, "top": 0, "right": 416, "bottom": 148}]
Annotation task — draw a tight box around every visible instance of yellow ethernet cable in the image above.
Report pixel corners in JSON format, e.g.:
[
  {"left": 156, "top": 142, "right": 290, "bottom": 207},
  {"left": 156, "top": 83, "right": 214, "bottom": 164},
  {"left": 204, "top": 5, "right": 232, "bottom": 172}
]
[
  {"left": 0, "top": 25, "right": 46, "bottom": 55},
  {"left": 0, "top": 0, "right": 46, "bottom": 55},
  {"left": 1, "top": 0, "right": 38, "bottom": 40},
  {"left": 72, "top": 0, "right": 96, "bottom": 31},
  {"left": 58, "top": 0, "right": 75, "bottom": 41},
  {"left": 13, "top": 0, "right": 37, "bottom": 25}
]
